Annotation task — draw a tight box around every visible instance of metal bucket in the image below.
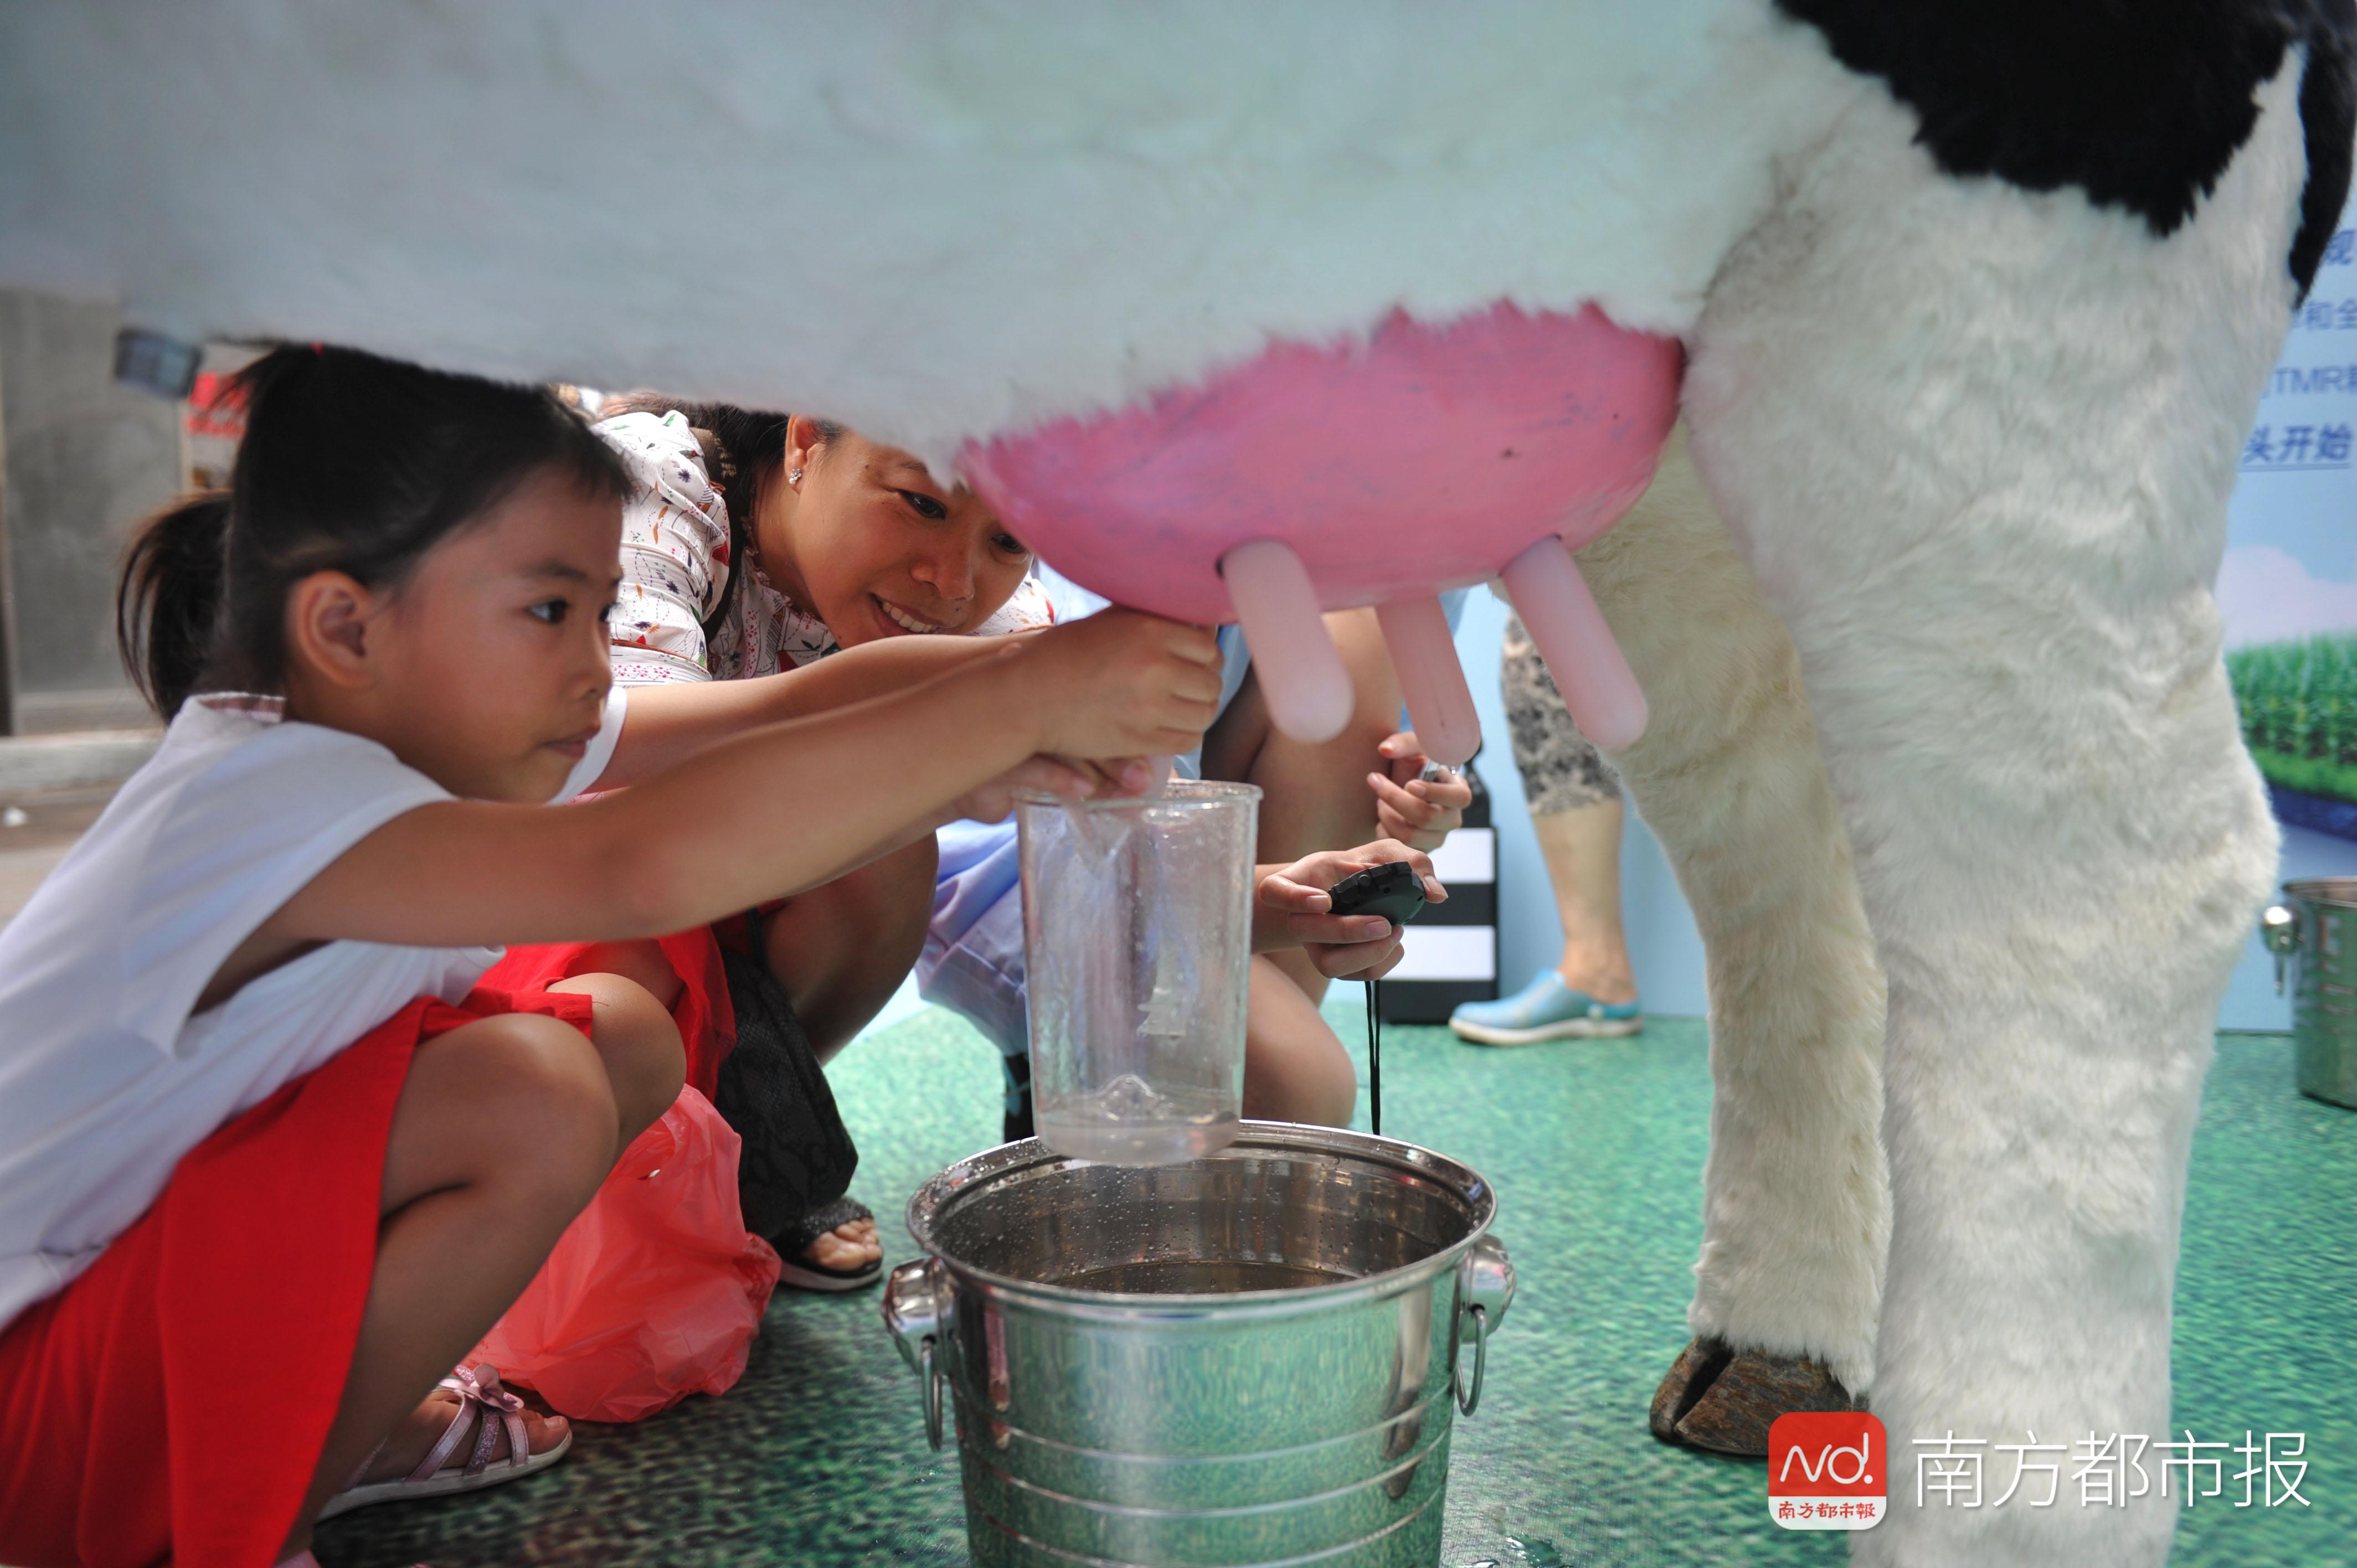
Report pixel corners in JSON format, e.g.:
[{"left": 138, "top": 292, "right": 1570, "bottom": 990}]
[
  {"left": 2261, "top": 878, "right": 2357, "bottom": 1110},
  {"left": 882, "top": 1125, "right": 1515, "bottom": 1567}
]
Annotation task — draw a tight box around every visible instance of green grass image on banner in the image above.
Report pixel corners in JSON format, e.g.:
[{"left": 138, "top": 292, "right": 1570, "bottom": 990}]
[{"left": 2228, "top": 633, "right": 2357, "bottom": 807}]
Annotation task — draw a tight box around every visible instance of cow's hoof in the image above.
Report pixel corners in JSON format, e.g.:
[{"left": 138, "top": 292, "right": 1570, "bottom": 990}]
[{"left": 1646, "top": 1335, "right": 1859, "bottom": 1457}]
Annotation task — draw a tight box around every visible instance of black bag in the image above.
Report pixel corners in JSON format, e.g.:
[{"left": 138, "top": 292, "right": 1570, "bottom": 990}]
[{"left": 710, "top": 909, "right": 860, "bottom": 1242}]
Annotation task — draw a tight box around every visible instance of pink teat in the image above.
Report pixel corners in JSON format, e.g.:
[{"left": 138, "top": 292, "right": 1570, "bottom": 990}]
[{"left": 960, "top": 302, "right": 1681, "bottom": 757}]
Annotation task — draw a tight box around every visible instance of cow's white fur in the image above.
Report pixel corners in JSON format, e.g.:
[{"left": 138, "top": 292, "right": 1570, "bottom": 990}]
[
  {"left": 0, "top": 1, "right": 1859, "bottom": 471},
  {"left": 1578, "top": 430, "right": 1890, "bottom": 1400},
  {"left": 0, "top": 4, "right": 2309, "bottom": 1562}
]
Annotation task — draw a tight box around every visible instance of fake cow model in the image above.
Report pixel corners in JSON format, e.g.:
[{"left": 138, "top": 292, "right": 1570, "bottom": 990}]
[{"left": 4, "top": 4, "right": 2346, "bottom": 1564}]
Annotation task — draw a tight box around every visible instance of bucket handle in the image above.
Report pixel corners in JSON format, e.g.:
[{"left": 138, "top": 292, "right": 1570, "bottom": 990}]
[
  {"left": 1451, "top": 1232, "right": 1515, "bottom": 1420},
  {"left": 917, "top": 1338, "right": 946, "bottom": 1449},
  {"left": 883, "top": 1257, "right": 954, "bottom": 1451},
  {"left": 2262, "top": 904, "right": 2302, "bottom": 995},
  {"left": 1453, "top": 1306, "right": 1490, "bottom": 1416}
]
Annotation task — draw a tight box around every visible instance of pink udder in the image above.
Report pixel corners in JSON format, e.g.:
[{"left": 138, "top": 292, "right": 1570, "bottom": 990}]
[{"left": 959, "top": 302, "right": 1681, "bottom": 626}]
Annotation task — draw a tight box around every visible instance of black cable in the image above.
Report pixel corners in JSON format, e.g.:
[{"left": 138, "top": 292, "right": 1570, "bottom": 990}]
[{"left": 1327, "top": 858, "right": 1422, "bottom": 1142}]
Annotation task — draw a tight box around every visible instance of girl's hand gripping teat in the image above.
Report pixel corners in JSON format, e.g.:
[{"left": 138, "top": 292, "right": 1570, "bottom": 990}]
[{"left": 1021, "top": 608, "right": 1223, "bottom": 762}]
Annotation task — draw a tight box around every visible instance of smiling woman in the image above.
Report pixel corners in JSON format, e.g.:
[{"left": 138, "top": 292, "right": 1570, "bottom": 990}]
[
  {"left": 767, "top": 416, "right": 1041, "bottom": 649},
  {"left": 594, "top": 393, "right": 1051, "bottom": 684}
]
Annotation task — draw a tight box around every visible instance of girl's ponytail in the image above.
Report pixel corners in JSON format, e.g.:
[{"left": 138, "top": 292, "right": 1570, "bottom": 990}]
[{"left": 115, "top": 491, "right": 231, "bottom": 720}]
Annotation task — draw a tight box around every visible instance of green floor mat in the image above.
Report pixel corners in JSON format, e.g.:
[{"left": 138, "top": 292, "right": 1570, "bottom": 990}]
[{"left": 317, "top": 1012, "right": 2354, "bottom": 1566}]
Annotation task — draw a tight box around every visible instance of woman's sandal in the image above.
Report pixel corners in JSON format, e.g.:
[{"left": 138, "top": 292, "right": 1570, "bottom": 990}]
[
  {"left": 317, "top": 1363, "right": 572, "bottom": 1520},
  {"left": 774, "top": 1194, "right": 884, "bottom": 1293}
]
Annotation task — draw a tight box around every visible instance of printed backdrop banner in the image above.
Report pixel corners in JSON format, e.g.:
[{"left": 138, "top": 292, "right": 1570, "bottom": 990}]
[{"left": 2223, "top": 186, "right": 2357, "bottom": 840}]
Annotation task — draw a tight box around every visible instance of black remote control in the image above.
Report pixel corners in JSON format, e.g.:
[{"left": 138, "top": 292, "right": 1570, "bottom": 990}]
[
  {"left": 1326, "top": 862, "right": 1425, "bottom": 1138},
  {"left": 1326, "top": 860, "right": 1427, "bottom": 927}
]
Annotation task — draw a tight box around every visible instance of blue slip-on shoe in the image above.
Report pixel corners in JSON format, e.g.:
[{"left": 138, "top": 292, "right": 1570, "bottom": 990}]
[{"left": 1449, "top": 968, "right": 1643, "bottom": 1045}]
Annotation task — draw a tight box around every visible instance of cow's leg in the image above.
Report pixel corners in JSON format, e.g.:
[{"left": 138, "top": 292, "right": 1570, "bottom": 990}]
[
  {"left": 1684, "top": 62, "right": 2299, "bottom": 1567},
  {"left": 1572, "top": 428, "right": 1888, "bottom": 1453}
]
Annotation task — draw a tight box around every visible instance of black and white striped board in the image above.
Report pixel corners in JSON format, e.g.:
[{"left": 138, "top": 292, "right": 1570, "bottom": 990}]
[{"left": 1376, "top": 762, "right": 1499, "bottom": 1025}]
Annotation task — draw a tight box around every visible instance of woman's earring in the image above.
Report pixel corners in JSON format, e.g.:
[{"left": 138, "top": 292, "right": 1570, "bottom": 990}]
[{"left": 788, "top": 468, "right": 804, "bottom": 486}]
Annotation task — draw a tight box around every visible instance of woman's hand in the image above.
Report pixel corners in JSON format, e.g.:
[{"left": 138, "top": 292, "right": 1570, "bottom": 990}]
[
  {"left": 1366, "top": 731, "right": 1471, "bottom": 851},
  {"left": 1254, "top": 839, "right": 1447, "bottom": 981},
  {"left": 1022, "top": 609, "right": 1223, "bottom": 759}
]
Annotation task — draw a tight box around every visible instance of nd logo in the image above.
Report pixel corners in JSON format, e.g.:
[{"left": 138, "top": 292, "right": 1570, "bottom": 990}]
[{"left": 1768, "top": 1411, "right": 1887, "bottom": 1531}]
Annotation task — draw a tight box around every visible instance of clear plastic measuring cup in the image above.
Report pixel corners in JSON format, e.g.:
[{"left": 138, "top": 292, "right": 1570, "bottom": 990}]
[{"left": 1017, "top": 781, "right": 1260, "bottom": 1165}]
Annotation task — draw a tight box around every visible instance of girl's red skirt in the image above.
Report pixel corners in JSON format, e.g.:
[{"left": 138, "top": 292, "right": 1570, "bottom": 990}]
[
  {"left": 0, "top": 986, "right": 593, "bottom": 1568},
  {"left": 479, "top": 926, "right": 737, "bottom": 1101}
]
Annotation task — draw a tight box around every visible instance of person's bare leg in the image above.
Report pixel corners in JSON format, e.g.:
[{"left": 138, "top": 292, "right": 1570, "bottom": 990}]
[
  {"left": 560, "top": 940, "right": 685, "bottom": 1014},
  {"left": 1242, "top": 954, "right": 1360, "bottom": 1126},
  {"left": 1232, "top": 609, "right": 1396, "bottom": 876},
  {"left": 1531, "top": 798, "right": 1638, "bottom": 1005},
  {"left": 761, "top": 834, "right": 938, "bottom": 1063},
  {"left": 555, "top": 946, "right": 877, "bottom": 1275},
  {"left": 277, "top": 1012, "right": 622, "bottom": 1559},
  {"left": 1198, "top": 608, "right": 1402, "bottom": 1125},
  {"left": 545, "top": 971, "right": 687, "bottom": 1144},
  {"left": 753, "top": 835, "right": 938, "bottom": 1275}
]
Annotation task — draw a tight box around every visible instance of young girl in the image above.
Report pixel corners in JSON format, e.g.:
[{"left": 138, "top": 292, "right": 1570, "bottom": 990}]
[{"left": 0, "top": 345, "right": 1219, "bottom": 1568}]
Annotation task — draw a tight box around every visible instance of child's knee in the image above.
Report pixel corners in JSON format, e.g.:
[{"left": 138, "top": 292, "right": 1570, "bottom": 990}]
[
  {"left": 558, "top": 974, "right": 688, "bottom": 1141},
  {"left": 563, "top": 938, "right": 685, "bottom": 1012},
  {"left": 435, "top": 1013, "right": 620, "bottom": 1189},
  {"left": 1248, "top": 1044, "right": 1360, "bottom": 1128},
  {"left": 1243, "top": 962, "right": 1360, "bottom": 1127},
  {"left": 1296, "top": 1039, "right": 1363, "bottom": 1127}
]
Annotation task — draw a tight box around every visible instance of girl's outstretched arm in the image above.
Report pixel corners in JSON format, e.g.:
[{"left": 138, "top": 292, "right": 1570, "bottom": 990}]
[
  {"left": 594, "top": 633, "right": 1007, "bottom": 788},
  {"left": 255, "top": 611, "right": 1219, "bottom": 957}
]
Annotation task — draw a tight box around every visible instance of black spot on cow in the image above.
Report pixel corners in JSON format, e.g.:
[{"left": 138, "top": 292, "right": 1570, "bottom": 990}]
[{"left": 1778, "top": 0, "right": 2356, "bottom": 297}]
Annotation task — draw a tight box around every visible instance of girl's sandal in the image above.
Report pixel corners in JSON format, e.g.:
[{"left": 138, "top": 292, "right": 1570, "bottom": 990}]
[
  {"left": 774, "top": 1195, "right": 884, "bottom": 1293},
  {"left": 317, "top": 1363, "right": 572, "bottom": 1520}
]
